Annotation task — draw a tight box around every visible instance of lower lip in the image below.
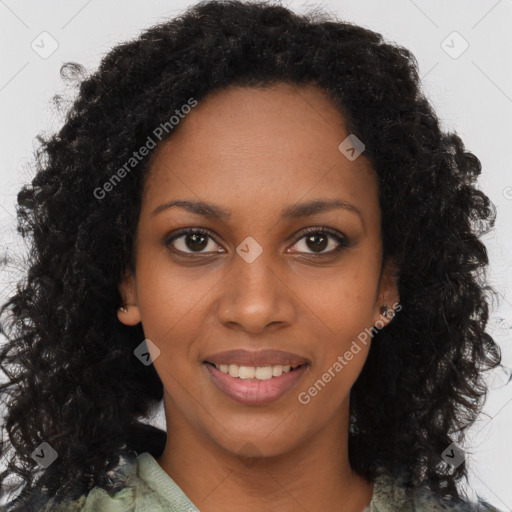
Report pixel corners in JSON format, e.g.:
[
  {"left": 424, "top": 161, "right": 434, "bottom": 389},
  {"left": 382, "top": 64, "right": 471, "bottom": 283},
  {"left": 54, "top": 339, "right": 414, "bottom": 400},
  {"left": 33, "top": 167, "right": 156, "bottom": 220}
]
[{"left": 203, "top": 363, "right": 307, "bottom": 405}]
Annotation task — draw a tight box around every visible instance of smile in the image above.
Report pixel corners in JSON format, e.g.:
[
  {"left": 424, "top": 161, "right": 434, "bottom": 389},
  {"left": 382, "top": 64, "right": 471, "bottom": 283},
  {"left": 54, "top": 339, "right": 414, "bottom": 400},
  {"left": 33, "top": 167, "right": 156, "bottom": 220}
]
[
  {"left": 203, "top": 361, "right": 308, "bottom": 405},
  {"left": 208, "top": 362, "right": 303, "bottom": 380}
]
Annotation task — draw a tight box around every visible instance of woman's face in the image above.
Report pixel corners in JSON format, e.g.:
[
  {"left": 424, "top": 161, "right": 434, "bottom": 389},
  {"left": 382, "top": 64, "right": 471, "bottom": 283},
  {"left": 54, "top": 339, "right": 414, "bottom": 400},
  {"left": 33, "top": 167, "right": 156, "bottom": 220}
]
[{"left": 119, "top": 82, "right": 399, "bottom": 458}]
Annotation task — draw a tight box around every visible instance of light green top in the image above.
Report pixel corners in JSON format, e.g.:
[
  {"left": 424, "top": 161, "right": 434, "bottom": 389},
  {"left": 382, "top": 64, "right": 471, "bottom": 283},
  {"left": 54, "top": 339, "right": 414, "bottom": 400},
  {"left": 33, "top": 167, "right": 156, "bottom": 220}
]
[
  {"left": 63, "top": 452, "right": 200, "bottom": 511},
  {"left": 21, "top": 451, "right": 501, "bottom": 511},
  {"left": 39, "top": 452, "right": 377, "bottom": 511}
]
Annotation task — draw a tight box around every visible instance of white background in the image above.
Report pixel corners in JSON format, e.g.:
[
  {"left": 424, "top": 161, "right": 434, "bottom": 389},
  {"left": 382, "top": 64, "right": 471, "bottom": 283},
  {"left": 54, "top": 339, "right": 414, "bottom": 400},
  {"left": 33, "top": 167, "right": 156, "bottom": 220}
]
[{"left": 1, "top": 0, "right": 511, "bottom": 509}]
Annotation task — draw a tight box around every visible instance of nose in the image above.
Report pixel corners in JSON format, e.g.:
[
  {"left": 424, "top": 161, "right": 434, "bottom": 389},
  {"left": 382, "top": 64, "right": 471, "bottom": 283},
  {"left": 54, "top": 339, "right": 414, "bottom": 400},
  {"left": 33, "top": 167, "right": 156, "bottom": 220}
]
[{"left": 216, "top": 251, "right": 296, "bottom": 335}]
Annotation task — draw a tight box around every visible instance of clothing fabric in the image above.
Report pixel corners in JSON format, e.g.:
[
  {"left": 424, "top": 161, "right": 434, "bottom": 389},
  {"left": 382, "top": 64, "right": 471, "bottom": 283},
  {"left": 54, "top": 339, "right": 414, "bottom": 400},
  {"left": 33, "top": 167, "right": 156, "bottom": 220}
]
[{"left": 3, "top": 451, "right": 503, "bottom": 511}]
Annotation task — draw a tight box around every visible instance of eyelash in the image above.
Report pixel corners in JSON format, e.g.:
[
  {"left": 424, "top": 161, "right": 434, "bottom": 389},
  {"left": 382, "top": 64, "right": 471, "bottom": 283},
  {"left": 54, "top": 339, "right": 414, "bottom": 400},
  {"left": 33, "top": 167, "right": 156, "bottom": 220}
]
[{"left": 164, "top": 226, "right": 350, "bottom": 256}]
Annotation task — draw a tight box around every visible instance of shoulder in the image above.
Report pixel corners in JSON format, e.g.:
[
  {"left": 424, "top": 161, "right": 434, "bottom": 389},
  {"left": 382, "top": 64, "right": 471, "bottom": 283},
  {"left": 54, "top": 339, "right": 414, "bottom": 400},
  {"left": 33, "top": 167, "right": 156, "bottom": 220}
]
[
  {"left": 4, "top": 452, "right": 198, "bottom": 512},
  {"left": 3, "top": 455, "right": 143, "bottom": 512},
  {"left": 371, "top": 471, "right": 503, "bottom": 512}
]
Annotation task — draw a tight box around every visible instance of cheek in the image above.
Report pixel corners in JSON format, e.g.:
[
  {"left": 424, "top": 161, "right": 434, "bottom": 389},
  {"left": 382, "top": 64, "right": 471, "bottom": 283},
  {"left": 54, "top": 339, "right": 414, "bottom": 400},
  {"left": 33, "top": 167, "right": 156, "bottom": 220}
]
[
  {"left": 303, "top": 256, "right": 378, "bottom": 335},
  {"left": 298, "top": 301, "right": 373, "bottom": 413},
  {"left": 135, "top": 263, "right": 208, "bottom": 403},
  {"left": 134, "top": 252, "right": 212, "bottom": 341},
  {"left": 297, "top": 259, "right": 377, "bottom": 395}
]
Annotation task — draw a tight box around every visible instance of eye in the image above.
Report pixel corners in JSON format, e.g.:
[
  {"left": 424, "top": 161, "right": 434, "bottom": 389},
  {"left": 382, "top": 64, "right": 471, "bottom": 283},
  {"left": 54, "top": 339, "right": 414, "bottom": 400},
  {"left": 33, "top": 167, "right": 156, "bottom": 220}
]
[
  {"left": 164, "top": 226, "right": 350, "bottom": 256},
  {"left": 289, "top": 227, "right": 350, "bottom": 255},
  {"left": 164, "top": 228, "right": 224, "bottom": 254}
]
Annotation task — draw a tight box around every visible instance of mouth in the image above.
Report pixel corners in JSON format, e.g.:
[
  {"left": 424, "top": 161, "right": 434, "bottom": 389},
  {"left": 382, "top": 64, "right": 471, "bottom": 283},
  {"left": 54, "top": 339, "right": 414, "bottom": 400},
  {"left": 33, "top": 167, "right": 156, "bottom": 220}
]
[
  {"left": 203, "top": 361, "right": 306, "bottom": 381},
  {"left": 202, "top": 360, "right": 309, "bottom": 405}
]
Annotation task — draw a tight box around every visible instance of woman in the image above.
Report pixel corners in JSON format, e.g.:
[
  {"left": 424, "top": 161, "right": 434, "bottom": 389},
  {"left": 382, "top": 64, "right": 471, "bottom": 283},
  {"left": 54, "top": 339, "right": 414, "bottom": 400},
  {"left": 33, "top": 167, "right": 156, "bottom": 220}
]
[{"left": 0, "top": 0, "right": 504, "bottom": 510}]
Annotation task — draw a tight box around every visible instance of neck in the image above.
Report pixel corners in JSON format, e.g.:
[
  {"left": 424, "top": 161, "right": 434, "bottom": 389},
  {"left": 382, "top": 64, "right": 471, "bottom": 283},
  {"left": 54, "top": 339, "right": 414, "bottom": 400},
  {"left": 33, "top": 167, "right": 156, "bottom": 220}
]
[{"left": 156, "top": 398, "right": 373, "bottom": 512}]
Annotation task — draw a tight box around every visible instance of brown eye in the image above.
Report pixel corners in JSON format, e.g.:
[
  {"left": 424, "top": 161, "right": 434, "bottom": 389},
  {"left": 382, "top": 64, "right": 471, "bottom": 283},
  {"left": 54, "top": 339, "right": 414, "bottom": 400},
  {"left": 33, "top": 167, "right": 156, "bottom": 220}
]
[
  {"left": 289, "top": 227, "right": 349, "bottom": 255},
  {"left": 183, "top": 233, "right": 208, "bottom": 251},
  {"left": 305, "top": 233, "right": 328, "bottom": 252},
  {"left": 165, "top": 228, "right": 224, "bottom": 254}
]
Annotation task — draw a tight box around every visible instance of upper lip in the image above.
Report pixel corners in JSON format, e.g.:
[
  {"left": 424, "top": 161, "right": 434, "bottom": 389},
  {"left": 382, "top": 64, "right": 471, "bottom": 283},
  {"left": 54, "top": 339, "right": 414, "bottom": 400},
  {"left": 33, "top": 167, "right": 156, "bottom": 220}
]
[{"left": 203, "top": 349, "right": 309, "bottom": 367}]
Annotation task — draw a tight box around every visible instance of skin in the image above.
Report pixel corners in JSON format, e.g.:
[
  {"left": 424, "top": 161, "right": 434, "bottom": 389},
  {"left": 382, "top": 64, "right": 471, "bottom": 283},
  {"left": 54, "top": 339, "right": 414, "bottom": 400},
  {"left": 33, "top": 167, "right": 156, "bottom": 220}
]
[{"left": 118, "top": 82, "right": 400, "bottom": 512}]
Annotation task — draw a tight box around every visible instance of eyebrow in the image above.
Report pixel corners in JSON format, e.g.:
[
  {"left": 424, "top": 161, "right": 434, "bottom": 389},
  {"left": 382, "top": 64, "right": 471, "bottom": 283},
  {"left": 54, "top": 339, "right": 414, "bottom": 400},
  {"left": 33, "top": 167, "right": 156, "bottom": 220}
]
[{"left": 151, "top": 198, "right": 363, "bottom": 223}]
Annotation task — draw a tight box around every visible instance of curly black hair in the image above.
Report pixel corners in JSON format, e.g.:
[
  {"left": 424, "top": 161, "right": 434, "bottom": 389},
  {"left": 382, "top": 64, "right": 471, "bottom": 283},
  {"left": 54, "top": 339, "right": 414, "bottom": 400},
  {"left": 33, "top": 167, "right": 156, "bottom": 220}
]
[{"left": 0, "top": 0, "right": 503, "bottom": 508}]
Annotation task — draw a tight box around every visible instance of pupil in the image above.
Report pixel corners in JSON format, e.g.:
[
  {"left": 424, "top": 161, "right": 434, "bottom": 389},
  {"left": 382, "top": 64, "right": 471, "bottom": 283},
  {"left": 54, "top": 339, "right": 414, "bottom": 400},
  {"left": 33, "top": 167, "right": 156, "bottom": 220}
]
[
  {"left": 307, "top": 234, "right": 327, "bottom": 252},
  {"left": 187, "top": 233, "right": 207, "bottom": 251}
]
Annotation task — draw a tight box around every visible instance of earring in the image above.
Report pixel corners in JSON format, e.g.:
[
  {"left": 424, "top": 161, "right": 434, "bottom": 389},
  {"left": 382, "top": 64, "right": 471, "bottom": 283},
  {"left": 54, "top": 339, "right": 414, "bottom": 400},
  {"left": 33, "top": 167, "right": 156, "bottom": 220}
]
[
  {"left": 380, "top": 304, "right": 396, "bottom": 319},
  {"left": 118, "top": 306, "right": 128, "bottom": 313}
]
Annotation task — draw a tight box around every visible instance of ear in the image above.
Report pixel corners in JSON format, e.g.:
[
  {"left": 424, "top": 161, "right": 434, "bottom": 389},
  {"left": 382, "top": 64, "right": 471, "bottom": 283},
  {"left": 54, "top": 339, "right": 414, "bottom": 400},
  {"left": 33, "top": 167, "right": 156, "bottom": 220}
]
[
  {"left": 373, "top": 257, "right": 401, "bottom": 328},
  {"left": 117, "top": 271, "right": 142, "bottom": 326}
]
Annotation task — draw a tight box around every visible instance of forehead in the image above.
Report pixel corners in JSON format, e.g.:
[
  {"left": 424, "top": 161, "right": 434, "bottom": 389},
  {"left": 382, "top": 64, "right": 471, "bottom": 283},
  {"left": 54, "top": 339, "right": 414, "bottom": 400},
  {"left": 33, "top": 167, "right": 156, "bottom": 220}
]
[{"left": 143, "top": 83, "right": 378, "bottom": 219}]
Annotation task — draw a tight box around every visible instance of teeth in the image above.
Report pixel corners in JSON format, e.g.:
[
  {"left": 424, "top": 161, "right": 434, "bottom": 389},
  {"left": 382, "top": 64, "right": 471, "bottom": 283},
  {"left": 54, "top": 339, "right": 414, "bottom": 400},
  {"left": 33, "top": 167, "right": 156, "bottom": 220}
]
[
  {"left": 272, "top": 365, "right": 283, "bottom": 377},
  {"left": 214, "top": 363, "right": 299, "bottom": 380},
  {"left": 239, "top": 366, "right": 255, "bottom": 379}
]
